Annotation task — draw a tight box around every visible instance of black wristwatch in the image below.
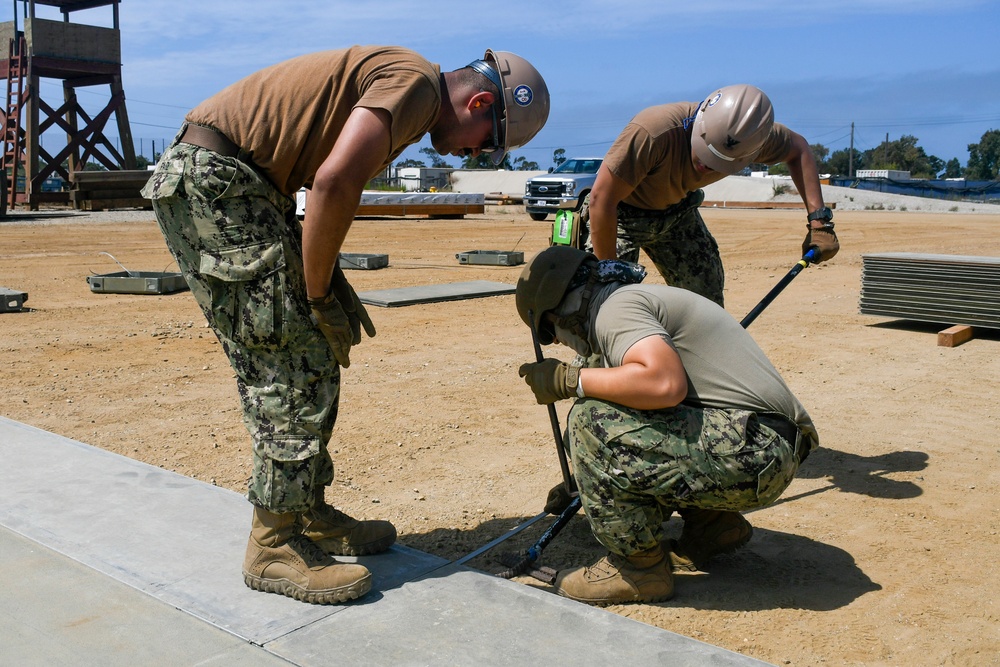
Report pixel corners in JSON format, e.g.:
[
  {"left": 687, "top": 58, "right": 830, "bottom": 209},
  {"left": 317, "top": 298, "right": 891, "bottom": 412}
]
[{"left": 807, "top": 207, "right": 834, "bottom": 225}]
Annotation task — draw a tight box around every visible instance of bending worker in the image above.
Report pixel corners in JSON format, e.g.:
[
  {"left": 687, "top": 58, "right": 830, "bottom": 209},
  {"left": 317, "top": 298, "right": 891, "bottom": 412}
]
[
  {"left": 582, "top": 84, "right": 838, "bottom": 306},
  {"left": 142, "top": 46, "right": 549, "bottom": 605},
  {"left": 516, "top": 246, "right": 818, "bottom": 605}
]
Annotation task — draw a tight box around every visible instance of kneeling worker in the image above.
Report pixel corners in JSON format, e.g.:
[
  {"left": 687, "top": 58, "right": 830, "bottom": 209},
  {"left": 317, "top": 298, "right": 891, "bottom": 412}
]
[{"left": 515, "top": 246, "right": 818, "bottom": 605}]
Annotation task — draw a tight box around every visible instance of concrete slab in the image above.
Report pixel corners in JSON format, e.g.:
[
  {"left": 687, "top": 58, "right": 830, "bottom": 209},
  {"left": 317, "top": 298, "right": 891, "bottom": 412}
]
[
  {"left": 0, "top": 417, "right": 771, "bottom": 666},
  {"left": 0, "top": 527, "right": 289, "bottom": 666},
  {"left": 358, "top": 280, "right": 516, "bottom": 307},
  {"left": 0, "top": 416, "right": 444, "bottom": 645}
]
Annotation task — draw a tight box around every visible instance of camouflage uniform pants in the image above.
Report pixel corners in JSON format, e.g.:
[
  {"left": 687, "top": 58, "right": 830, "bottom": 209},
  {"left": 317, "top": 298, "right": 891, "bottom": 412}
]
[
  {"left": 141, "top": 128, "right": 336, "bottom": 513},
  {"left": 581, "top": 189, "right": 726, "bottom": 306},
  {"left": 567, "top": 398, "right": 798, "bottom": 556}
]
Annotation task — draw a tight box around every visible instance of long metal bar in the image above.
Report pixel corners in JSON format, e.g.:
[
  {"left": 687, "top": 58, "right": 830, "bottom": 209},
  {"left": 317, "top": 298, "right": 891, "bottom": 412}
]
[
  {"left": 527, "top": 309, "right": 575, "bottom": 493},
  {"left": 451, "top": 511, "right": 549, "bottom": 567},
  {"left": 740, "top": 248, "right": 819, "bottom": 328}
]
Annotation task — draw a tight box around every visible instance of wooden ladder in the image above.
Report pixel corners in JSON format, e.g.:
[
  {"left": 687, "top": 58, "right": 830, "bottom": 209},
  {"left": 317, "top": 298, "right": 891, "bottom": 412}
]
[{"left": 3, "top": 36, "right": 27, "bottom": 210}]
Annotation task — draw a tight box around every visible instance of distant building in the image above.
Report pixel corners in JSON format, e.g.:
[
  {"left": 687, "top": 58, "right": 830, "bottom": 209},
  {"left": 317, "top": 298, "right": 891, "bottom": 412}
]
[
  {"left": 856, "top": 170, "right": 911, "bottom": 181},
  {"left": 395, "top": 167, "right": 453, "bottom": 192}
]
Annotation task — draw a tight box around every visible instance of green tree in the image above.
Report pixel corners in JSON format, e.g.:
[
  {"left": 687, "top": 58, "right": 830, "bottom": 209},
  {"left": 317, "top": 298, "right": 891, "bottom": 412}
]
[
  {"left": 809, "top": 143, "right": 830, "bottom": 172},
  {"left": 943, "top": 157, "right": 963, "bottom": 178},
  {"left": 965, "top": 129, "right": 1000, "bottom": 180},
  {"left": 552, "top": 148, "right": 566, "bottom": 168},
  {"left": 926, "top": 155, "right": 945, "bottom": 177},
  {"left": 511, "top": 155, "right": 540, "bottom": 171},
  {"left": 419, "top": 147, "right": 452, "bottom": 168},
  {"left": 461, "top": 152, "right": 513, "bottom": 170},
  {"left": 862, "top": 134, "right": 940, "bottom": 178},
  {"left": 827, "top": 148, "right": 862, "bottom": 177},
  {"left": 395, "top": 158, "right": 426, "bottom": 168},
  {"left": 765, "top": 162, "right": 790, "bottom": 176}
]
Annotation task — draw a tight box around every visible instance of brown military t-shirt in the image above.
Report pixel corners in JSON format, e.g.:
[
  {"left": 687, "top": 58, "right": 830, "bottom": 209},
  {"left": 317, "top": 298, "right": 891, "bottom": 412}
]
[
  {"left": 603, "top": 102, "right": 795, "bottom": 211},
  {"left": 187, "top": 46, "right": 441, "bottom": 196}
]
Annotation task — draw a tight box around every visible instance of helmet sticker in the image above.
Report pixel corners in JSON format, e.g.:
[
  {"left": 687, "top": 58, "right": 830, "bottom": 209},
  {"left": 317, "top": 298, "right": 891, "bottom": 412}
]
[
  {"left": 513, "top": 84, "right": 533, "bottom": 107},
  {"left": 707, "top": 92, "right": 722, "bottom": 107}
]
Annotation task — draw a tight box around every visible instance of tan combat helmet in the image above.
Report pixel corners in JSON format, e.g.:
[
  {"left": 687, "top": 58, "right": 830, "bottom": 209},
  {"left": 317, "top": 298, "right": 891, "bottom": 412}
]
[
  {"left": 516, "top": 246, "right": 592, "bottom": 344},
  {"left": 692, "top": 84, "right": 774, "bottom": 174},
  {"left": 468, "top": 50, "right": 550, "bottom": 166}
]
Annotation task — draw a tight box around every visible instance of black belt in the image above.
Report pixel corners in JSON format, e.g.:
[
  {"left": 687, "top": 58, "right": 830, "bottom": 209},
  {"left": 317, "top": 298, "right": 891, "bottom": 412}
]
[
  {"left": 756, "top": 412, "right": 809, "bottom": 462},
  {"left": 179, "top": 124, "right": 241, "bottom": 158}
]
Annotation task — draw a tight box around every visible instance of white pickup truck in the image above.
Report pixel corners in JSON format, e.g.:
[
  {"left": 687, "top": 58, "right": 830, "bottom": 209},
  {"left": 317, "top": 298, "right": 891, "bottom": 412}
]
[{"left": 523, "top": 157, "right": 603, "bottom": 221}]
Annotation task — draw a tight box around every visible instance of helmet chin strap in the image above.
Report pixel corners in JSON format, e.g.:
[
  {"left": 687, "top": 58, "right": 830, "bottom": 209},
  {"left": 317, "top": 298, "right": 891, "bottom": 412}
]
[{"left": 556, "top": 268, "right": 598, "bottom": 343}]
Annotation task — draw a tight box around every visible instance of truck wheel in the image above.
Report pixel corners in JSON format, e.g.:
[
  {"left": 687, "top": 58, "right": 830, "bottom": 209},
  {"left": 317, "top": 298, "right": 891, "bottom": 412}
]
[{"left": 528, "top": 212, "right": 548, "bottom": 221}]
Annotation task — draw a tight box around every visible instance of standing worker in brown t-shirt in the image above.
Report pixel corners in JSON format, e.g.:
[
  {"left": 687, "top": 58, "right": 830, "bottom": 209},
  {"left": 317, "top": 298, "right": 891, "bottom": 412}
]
[
  {"left": 582, "top": 84, "right": 838, "bottom": 306},
  {"left": 141, "top": 46, "right": 549, "bottom": 605}
]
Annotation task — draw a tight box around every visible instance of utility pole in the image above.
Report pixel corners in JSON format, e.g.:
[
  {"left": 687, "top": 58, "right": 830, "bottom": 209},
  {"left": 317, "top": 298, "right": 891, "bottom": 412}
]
[{"left": 849, "top": 122, "right": 855, "bottom": 178}]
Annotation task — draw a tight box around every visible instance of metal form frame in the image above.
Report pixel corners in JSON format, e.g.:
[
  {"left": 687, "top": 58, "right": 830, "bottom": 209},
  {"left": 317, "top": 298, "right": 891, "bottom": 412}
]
[{"left": 1, "top": 0, "right": 135, "bottom": 210}]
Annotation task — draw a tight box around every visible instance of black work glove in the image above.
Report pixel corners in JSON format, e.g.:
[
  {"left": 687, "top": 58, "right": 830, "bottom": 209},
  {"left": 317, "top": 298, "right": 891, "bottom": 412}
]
[
  {"left": 309, "top": 264, "right": 376, "bottom": 368},
  {"left": 518, "top": 358, "right": 580, "bottom": 404},
  {"left": 802, "top": 222, "right": 840, "bottom": 262}
]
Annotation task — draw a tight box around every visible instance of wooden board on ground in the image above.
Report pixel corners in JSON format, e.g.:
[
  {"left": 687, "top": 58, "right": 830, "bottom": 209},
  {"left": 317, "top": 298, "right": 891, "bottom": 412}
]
[{"left": 937, "top": 325, "right": 974, "bottom": 347}]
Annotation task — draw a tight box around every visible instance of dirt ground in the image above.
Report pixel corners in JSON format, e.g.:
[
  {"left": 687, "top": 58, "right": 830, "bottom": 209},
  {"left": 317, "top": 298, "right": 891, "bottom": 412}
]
[{"left": 2, "top": 204, "right": 999, "bottom": 666}]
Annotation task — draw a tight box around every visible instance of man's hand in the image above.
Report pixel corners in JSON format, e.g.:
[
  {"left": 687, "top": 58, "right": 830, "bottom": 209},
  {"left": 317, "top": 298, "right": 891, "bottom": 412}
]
[
  {"left": 331, "top": 263, "right": 376, "bottom": 345},
  {"left": 802, "top": 223, "right": 839, "bottom": 262},
  {"left": 309, "top": 267, "right": 375, "bottom": 368},
  {"left": 518, "top": 358, "right": 580, "bottom": 404},
  {"left": 309, "top": 291, "right": 355, "bottom": 368},
  {"left": 544, "top": 481, "right": 576, "bottom": 514}
]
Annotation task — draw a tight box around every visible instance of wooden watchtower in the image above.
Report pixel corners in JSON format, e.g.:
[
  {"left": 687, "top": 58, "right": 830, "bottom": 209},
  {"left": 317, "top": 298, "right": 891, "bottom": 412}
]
[{"left": 0, "top": 0, "right": 135, "bottom": 210}]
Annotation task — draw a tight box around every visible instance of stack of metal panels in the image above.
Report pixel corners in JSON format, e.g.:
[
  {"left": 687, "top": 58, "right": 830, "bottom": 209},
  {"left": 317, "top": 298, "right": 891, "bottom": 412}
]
[{"left": 860, "top": 252, "right": 1000, "bottom": 328}]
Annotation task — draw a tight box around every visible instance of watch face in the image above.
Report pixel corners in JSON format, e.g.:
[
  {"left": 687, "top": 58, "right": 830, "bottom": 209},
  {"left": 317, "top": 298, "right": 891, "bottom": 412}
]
[{"left": 810, "top": 207, "right": 832, "bottom": 221}]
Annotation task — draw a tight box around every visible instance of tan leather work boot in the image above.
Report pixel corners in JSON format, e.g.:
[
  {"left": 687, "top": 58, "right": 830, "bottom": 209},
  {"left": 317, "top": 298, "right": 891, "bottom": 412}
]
[
  {"left": 555, "top": 546, "right": 674, "bottom": 606},
  {"left": 243, "top": 505, "right": 372, "bottom": 604},
  {"left": 669, "top": 509, "right": 753, "bottom": 572},
  {"left": 301, "top": 490, "right": 397, "bottom": 556}
]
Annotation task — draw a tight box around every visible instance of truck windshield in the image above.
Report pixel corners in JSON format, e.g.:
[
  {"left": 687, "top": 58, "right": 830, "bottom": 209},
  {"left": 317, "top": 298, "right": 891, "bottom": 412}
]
[{"left": 552, "top": 159, "right": 602, "bottom": 174}]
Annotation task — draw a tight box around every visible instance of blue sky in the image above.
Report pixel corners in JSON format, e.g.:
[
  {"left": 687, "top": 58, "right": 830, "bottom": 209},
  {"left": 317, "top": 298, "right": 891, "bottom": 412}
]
[{"left": 11, "top": 0, "right": 1000, "bottom": 170}]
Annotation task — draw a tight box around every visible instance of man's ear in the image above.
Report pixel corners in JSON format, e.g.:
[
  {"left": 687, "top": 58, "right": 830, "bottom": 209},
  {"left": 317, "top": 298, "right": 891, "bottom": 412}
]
[{"left": 467, "top": 90, "right": 495, "bottom": 112}]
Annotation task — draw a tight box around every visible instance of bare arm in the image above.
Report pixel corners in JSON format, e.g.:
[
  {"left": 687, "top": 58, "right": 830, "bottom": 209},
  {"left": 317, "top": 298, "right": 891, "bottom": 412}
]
[
  {"left": 586, "top": 165, "right": 635, "bottom": 260},
  {"left": 783, "top": 130, "right": 826, "bottom": 215},
  {"left": 302, "top": 107, "right": 392, "bottom": 299},
  {"left": 579, "top": 334, "right": 687, "bottom": 410}
]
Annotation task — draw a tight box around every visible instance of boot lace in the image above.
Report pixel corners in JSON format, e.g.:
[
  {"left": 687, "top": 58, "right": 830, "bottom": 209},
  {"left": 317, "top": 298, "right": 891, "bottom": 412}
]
[{"left": 289, "top": 533, "right": 332, "bottom": 566}]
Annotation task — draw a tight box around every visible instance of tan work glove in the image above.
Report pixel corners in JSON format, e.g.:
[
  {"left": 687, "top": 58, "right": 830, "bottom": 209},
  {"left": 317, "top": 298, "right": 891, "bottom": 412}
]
[
  {"left": 309, "top": 264, "right": 376, "bottom": 368},
  {"left": 330, "top": 262, "right": 375, "bottom": 346},
  {"left": 518, "top": 358, "right": 581, "bottom": 404},
  {"left": 802, "top": 222, "right": 840, "bottom": 262}
]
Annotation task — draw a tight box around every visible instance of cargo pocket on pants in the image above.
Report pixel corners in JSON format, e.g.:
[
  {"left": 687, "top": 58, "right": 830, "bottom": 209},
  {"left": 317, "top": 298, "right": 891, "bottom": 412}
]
[
  {"left": 252, "top": 435, "right": 322, "bottom": 512},
  {"left": 199, "top": 240, "right": 287, "bottom": 350},
  {"left": 141, "top": 149, "right": 186, "bottom": 201}
]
